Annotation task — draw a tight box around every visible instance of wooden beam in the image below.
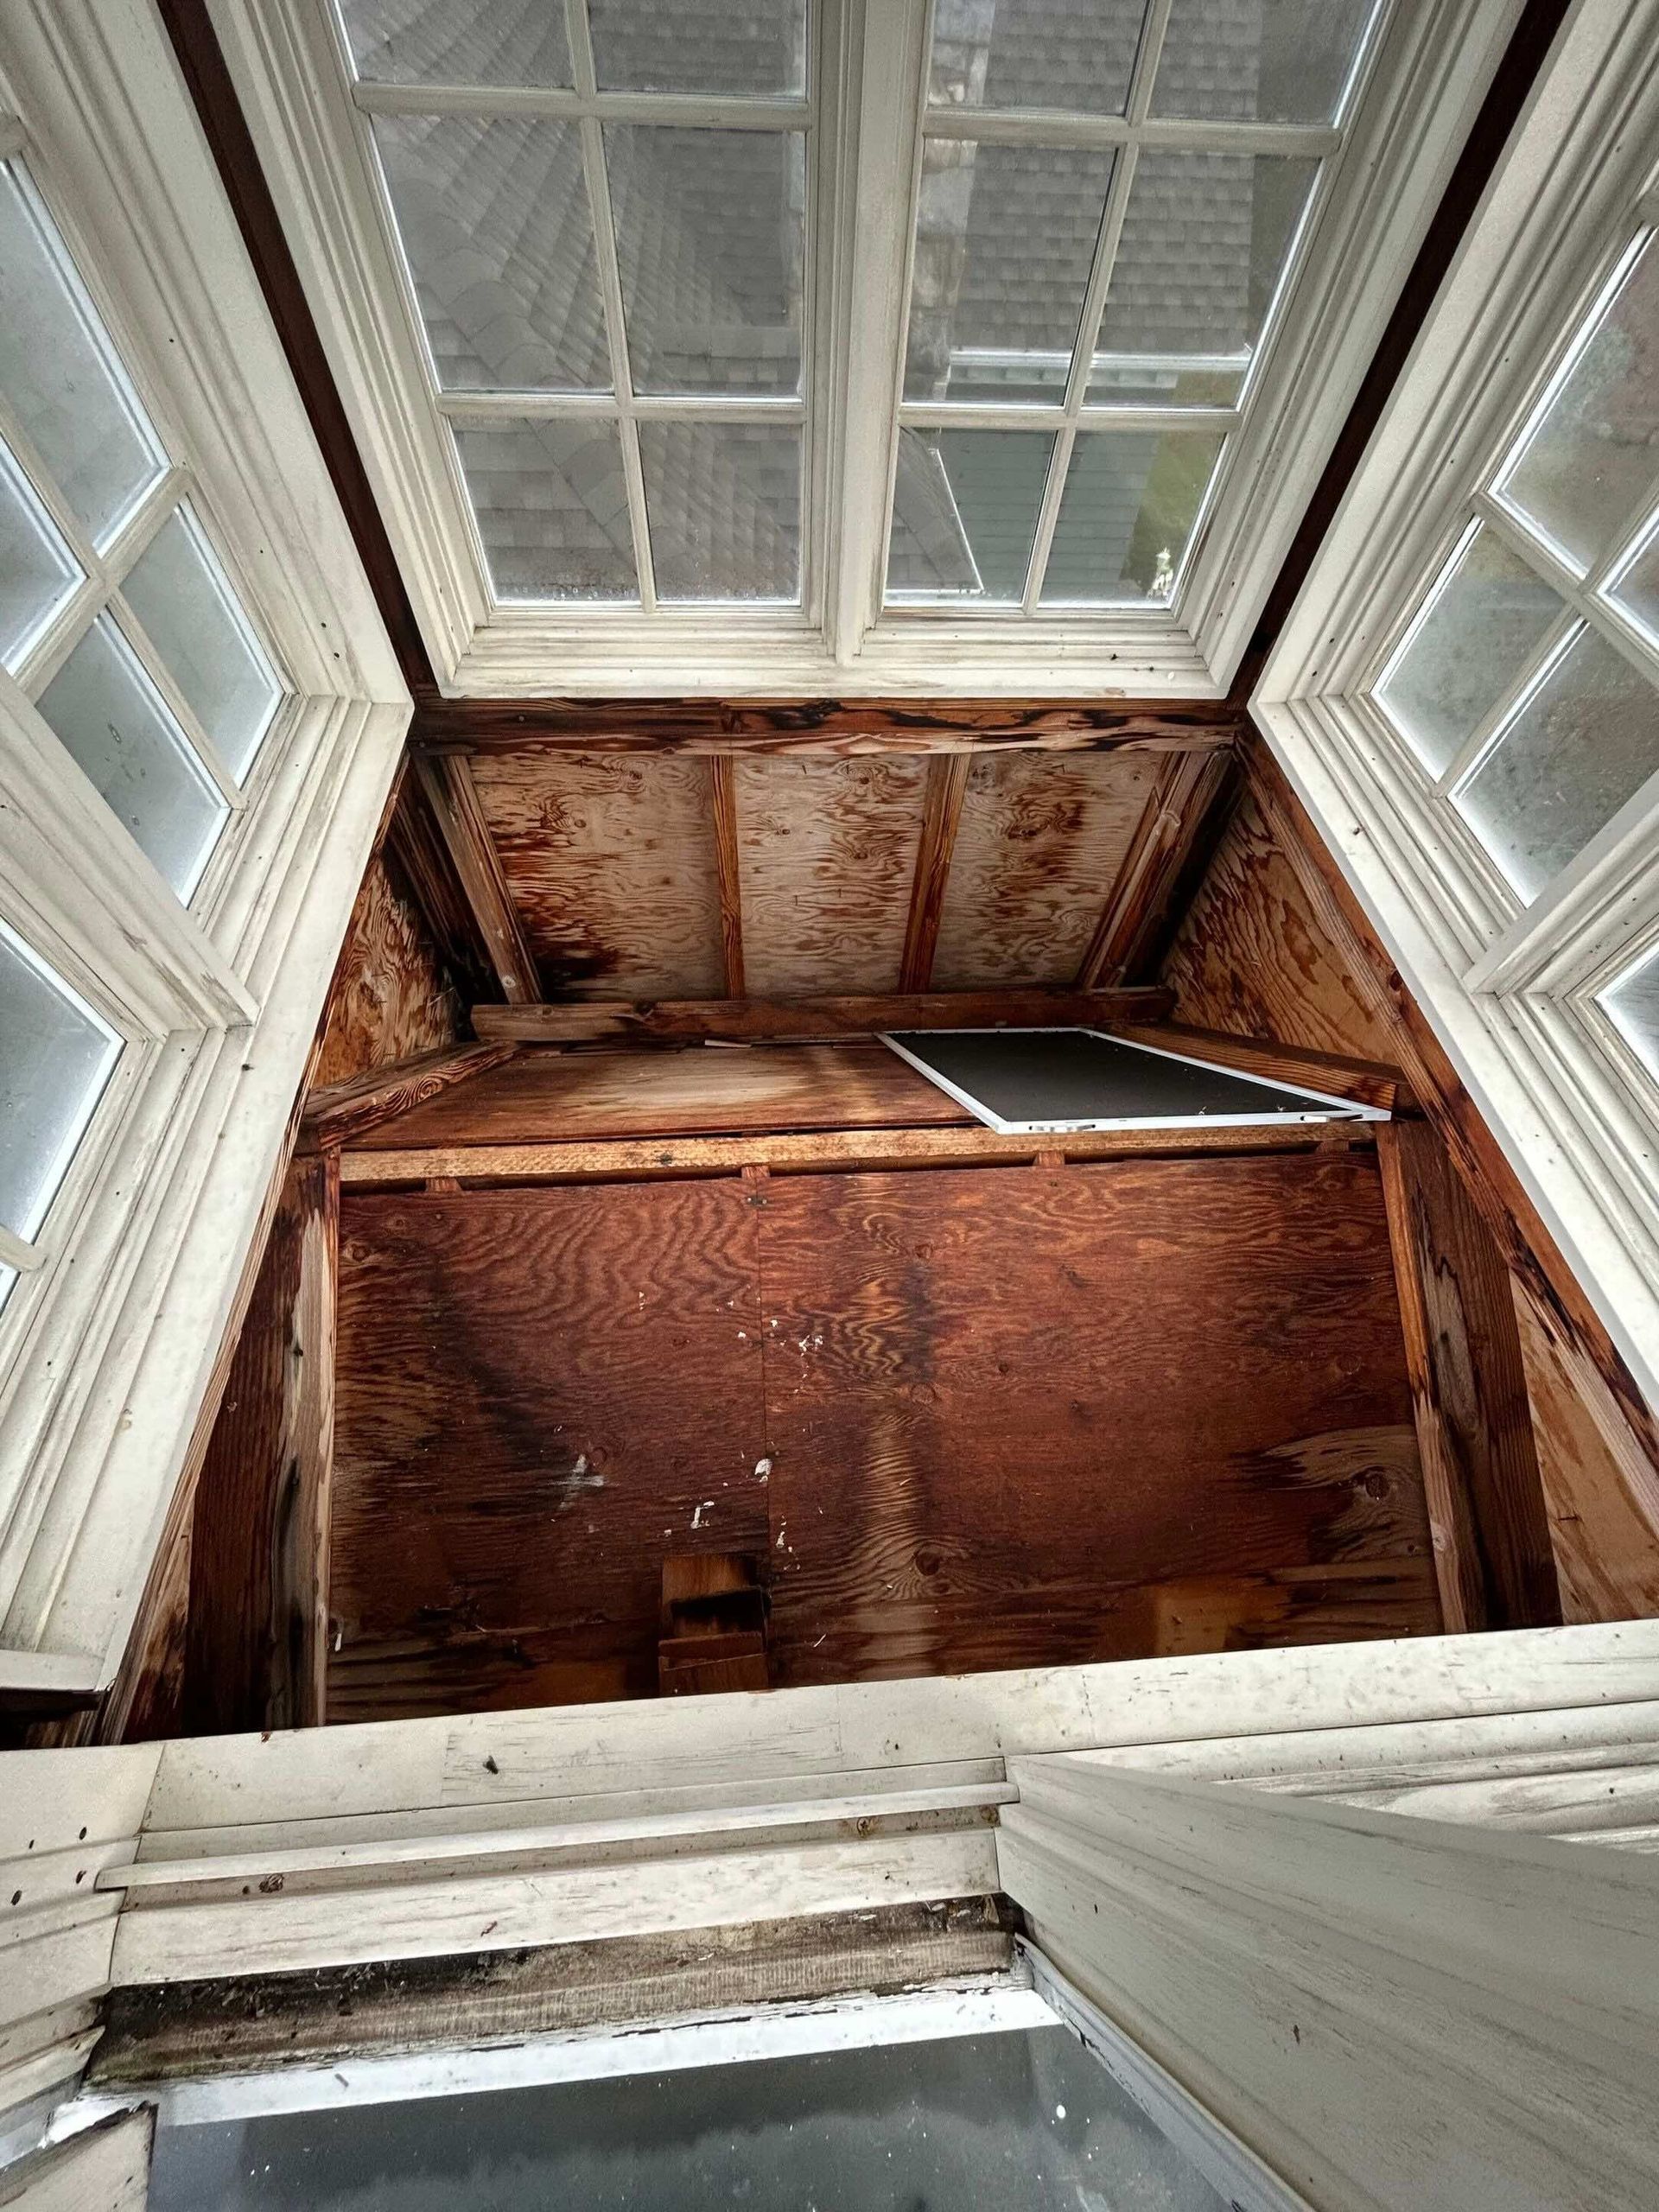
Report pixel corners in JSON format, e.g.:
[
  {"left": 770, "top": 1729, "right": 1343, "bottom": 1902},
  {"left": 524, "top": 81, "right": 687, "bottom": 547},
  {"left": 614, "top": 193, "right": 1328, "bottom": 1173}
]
[
  {"left": 183, "top": 1151, "right": 339, "bottom": 1734},
  {"left": 1378, "top": 1119, "right": 1560, "bottom": 1633},
  {"left": 414, "top": 701, "right": 1241, "bottom": 756},
  {"left": 470, "top": 986, "right": 1174, "bottom": 1044},
  {"left": 302, "top": 1041, "right": 518, "bottom": 1150},
  {"left": 339, "top": 1118, "right": 1373, "bottom": 1190},
  {"left": 1077, "top": 749, "right": 1232, "bottom": 988},
  {"left": 899, "top": 754, "right": 970, "bottom": 992},
  {"left": 1110, "top": 1020, "right": 1412, "bottom": 1116},
  {"left": 709, "top": 756, "right": 746, "bottom": 997},
  {"left": 413, "top": 750, "right": 540, "bottom": 1004}
]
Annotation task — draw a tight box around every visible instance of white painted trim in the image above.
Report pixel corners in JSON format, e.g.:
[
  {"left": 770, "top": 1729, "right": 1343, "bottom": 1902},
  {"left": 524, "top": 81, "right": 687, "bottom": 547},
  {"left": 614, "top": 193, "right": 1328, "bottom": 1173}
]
[{"left": 1021, "top": 1942, "right": 1313, "bottom": 2212}]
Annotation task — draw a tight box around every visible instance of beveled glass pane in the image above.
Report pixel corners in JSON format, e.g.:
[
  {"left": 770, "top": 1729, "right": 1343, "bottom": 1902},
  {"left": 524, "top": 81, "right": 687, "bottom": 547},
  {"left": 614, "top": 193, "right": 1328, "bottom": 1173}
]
[
  {"left": 1601, "top": 939, "right": 1659, "bottom": 1084},
  {"left": 639, "top": 423, "right": 800, "bottom": 601},
  {"left": 454, "top": 419, "right": 636, "bottom": 601},
  {"left": 885, "top": 429, "right": 1054, "bottom": 601},
  {"left": 1375, "top": 526, "right": 1567, "bottom": 779},
  {"left": 1041, "top": 429, "right": 1222, "bottom": 603},
  {"left": 1088, "top": 151, "right": 1318, "bottom": 405},
  {"left": 1152, "top": 0, "right": 1376, "bottom": 125},
  {"left": 589, "top": 0, "right": 807, "bottom": 96},
  {"left": 904, "top": 143, "right": 1115, "bottom": 405},
  {"left": 1455, "top": 626, "right": 1659, "bottom": 902},
  {"left": 121, "top": 507, "right": 283, "bottom": 783},
  {"left": 36, "top": 617, "right": 228, "bottom": 899},
  {"left": 928, "top": 0, "right": 1147, "bottom": 118},
  {"left": 0, "top": 435, "right": 80, "bottom": 671},
  {"left": 0, "top": 920, "right": 120, "bottom": 1244},
  {"left": 607, "top": 130, "right": 805, "bottom": 396},
  {"left": 1497, "top": 238, "right": 1659, "bottom": 575},
  {"left": 372, "top": 116, "right": 608, "bottom": 393},
  {"left": 0, "top": 162, "right": 166, "bottom": 546},
  {"left": 1608, "top": 515, "right": 1659, "bottom": 646},
  {"left": 337, "top": 0, "right": 572, "bottom": 86}
]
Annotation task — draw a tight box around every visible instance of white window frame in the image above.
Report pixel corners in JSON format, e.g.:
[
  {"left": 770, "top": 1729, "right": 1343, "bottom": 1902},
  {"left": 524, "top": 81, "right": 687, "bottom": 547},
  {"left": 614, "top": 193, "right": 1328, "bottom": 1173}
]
[
  {"left": 1255, "top": 0, "right": 1659, "bottom": 1412},
  {"left": 210, "top": 0, "right": 1523, "bottom": 698},
  {"left": 0, "top": 0, "right": 408, "bottom": 1697}
]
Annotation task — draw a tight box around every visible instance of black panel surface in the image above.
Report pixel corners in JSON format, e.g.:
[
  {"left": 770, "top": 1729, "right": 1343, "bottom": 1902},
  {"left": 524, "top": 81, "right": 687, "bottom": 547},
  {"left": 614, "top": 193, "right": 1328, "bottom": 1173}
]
[{"left": 886, "top": 1029, "right": 1348, "bottom": 1127}]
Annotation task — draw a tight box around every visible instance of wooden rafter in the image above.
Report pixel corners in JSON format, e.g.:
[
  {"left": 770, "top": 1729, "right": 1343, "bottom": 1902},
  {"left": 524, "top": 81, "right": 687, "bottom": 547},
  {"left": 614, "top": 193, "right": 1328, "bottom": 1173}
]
[
  {"left": 412, "top": 751, "right": 540, "bottom": 1004},
  {"left": 1109, "top": 1020, "right": 1412, "bottom": 1116},
  {"left": 899, "top": 754, "right": 970, "bottom": 993},
  {"left": 1077, "top": 748, "right": 1233, "bottom": 988},
  {"left": 471, "top": 986, "right": 1175, "bottom": 1044},
  {"left": 709, "top": 756, "right": 746, "bottom": 997},
  {"left": 302, "top": 1042, "right": 518, "bottom": 1150}
]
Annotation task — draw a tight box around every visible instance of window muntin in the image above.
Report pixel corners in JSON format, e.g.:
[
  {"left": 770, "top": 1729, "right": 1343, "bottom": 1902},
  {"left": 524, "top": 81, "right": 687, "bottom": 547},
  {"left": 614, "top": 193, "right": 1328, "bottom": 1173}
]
[
  {"left": 881, "top": 2, "right": 1382, "bottom": 612},
  {"left": 0, "top": 157, "right": 289, "bottom": 903}
]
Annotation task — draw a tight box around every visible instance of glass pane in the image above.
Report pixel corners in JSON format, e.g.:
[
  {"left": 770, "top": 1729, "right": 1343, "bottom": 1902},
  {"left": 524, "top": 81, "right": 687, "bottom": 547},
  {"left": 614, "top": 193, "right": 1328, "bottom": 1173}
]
[
  {"left": 639, "top": 422, "right": 800, "bottom": 601},
  {"left": 904, "top": 143, "right": 1115, "bottom": 405},
  {"left": 453, "top": 419, "right": 637, "bottom": 601},
  {"left": 1375, "top": 526, "right": 1567, "bottom": 779},
  {"left": 1041, "top": 429, "right": 1222, "bottom": 603},
  {"left": 1608, "top": 513, "right": 1659, "bottom": 647},
  {"left": 120, "top": 507, "right": 283, "bottom": 783},
  {"left": 0, "top": 435, "right": 80, "bottom": 671},
  {"left": 336, "top": 0, "right": 572, "bottom": 86},
  {"left": 35, "top": 616, "right": 229, "bottom": 899},
  {"left": 589, "top": 0, "right": 807, "bottom": 96},
  {"left": 1601, "top": 939, "right": 1659, "bottom": 1084},
  {"left": 607, "top": 130, "right": 805, "bottom": 396},
  {"left": 1153, "top": 0, "right": 1376, "bottom": 124},
  {"left": 0, "top": 918, "right": 120, "bottom": 1243},
  {"left": 928, "top": 0, "right": 1148, "bottom": 118},
  {"left": 0, "top": 162, "right": 166, "bottom": 546},
  {"left": 1088, "top": 151, "right": 1319, "bottom": 405},
  {"left": 886, "top": 428, "right": 1052, "bottom": 601},
  {"left": 372, "top": 116, "right": 609, "bottom": 393},
  {"left": 1455, "top": 626, "right": 1659, "bottom": 902},
  {"left": 1497, "top": 238, "right": 1659, "bottom": 575}
]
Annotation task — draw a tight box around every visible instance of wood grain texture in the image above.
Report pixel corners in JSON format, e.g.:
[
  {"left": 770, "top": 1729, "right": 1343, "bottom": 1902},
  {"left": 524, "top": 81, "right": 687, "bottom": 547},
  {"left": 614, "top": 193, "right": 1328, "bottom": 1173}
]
[
  {"left": 734, "top": 755, "right": 929, "bottom": 997},
  {"left": 468, "top": 750, "right": 725, "bottom": 1000},
  {"left": 709, "top": 756, "right": 746, "bottom": 997},
  {"left": 757, "top": 1154, "right": 1431, "bottom": 1684},
  {"left": 415, "top": 751, "right": 542, "bottom": 1004},
  {"left": 183, "top": 1153, "right": 338, "bottom": 1736},
  {"left": 932, "top": 751, "right": 1162, "bottom": 989},
  {"left": 313, "top": 851, "right": 462, "bottom": 1089},
  {"left": 899, "top": 755, "right": 971, "bottom": 993},
  {"left": 470, "top": 986, "right": 1173, "bottom": 1044},
  {"left": 1112, "top": 1021, "right": 1408, "bottom": 1114},
  {"left": 303, "top": 1042, "right": 518, "bottom": 1148},
  {"left": 415, "top": 702, "right": 1243, "bottom": 753},
  {"left": 1379, "top": 1122, "right": 1559, "bottom": 1633},
  {"left": 354, "top": 1044, "right": 966, "bottom": 1149},
  {"left": 1077, "top": 750, "right": 1232, "bottom": 988},
  {"left": 330, "top": 1181, "right": 770, "bottom": 1719}
]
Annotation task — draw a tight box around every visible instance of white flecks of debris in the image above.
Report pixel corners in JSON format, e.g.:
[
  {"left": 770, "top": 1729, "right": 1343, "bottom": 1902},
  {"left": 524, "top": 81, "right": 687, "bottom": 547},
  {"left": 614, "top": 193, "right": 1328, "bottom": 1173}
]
[
  {"left": 691, "top": 1499, "right": 715, "bottom": 1529},
  {"left": 754, "top": 1456, "right": 772, "bottom": 1480},
  {"left": 775, "top": 1522, "right": 788, "bottom": 1549}
]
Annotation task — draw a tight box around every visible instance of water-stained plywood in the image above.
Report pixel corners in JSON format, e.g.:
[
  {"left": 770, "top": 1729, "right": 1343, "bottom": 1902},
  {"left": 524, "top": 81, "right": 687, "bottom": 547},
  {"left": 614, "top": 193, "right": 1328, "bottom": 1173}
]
[
  {"left": 315, "top": 853, "right": 461, "bottom": 1087},
  {"left": 356, "top": 1042, "right": 967, "bottom": 1148},
  {"left": 931, "top": 751, "right": 1161, "bottom": 989},
  {"left": 329, "top": 1180, "right": 767, "bottom": 1719},
  {"left": 734, "top": 756, "right": 930, "bottom": 997},
  {"left": 470, "top": 752, "right": 725, "bottom": 999},
  {"left": 759, "top": 1154, "right": 1433, "bottom": 1683}
]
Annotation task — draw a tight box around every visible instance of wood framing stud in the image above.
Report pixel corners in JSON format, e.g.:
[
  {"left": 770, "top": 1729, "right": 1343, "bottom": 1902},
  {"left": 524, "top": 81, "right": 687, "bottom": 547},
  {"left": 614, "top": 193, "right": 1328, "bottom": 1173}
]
[
  {"left": 413, "top": 750, "right": 541, "bottom": 1003},
  {"left": 302, "top": 1041, "right": 518, "bottom": 1150},
  {"left": 899, "top": 754, "right": 971, "bottom": 992},
  {"left": 709, "top": 756, "right": 746, "bottom": 997},
  {"left": 1379, "top": 1120, "right": 1561, "bottom": 1633},
  {"left": 470, "top": 987, "right": 1175, "bottom": 1045},
  {"left": 1078, "top": 749, "right": 1233, "bottom": 987},
  {"left": 1113, "top": 1020, "right": 1411, "bottom": 1116}
]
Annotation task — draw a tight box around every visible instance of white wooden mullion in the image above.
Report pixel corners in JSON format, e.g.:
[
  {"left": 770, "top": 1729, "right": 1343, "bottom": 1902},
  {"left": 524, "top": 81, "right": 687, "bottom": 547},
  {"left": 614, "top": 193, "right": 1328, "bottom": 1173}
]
[
  {"left": 901, "top": 401, "right": 1238, "bottom": 434},
  {"left": 350, "top": 80, "right": 808, "bottom": 131},
  {"left": 105, "top": 592, "right": 245, "bottom": 810},
  {"left": 920, "top": 108, "right": 1339, "bottom": 158},
  {"left": 437, "top": 390, "right": 805, "bottom": 425},
  {"left": 1020, "top": 422, "right": 1077, "bottom": 612},
  {"left": 0, "top": 1225, "right": 41, "bottom": 1276},
  {"left": 1475, "top": 488, "right": 1659, "bottom": 697},
  {"left": 1433, "top": 602, "right": 1579, "bottom": 802}
]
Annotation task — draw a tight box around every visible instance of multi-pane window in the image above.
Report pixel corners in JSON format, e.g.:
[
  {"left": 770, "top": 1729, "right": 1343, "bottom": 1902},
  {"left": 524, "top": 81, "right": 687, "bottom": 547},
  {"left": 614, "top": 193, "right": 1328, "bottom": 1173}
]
[
  {"left": 0, "top": 161, "right": 285, "bottom": 898},
  {"left": 887, "top": 0, "right": 1379, "bottom": 612},
  {"left": 338, "top": 0, "right": 811, "bottom": 607}
]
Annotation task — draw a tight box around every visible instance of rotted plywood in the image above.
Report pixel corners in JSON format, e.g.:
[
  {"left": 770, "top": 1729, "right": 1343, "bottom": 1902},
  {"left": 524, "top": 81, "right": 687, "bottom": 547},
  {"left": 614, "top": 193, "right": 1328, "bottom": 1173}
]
[
  {"left": 758, "top": 1154, "right": 1434, "bottom": 1683},
  {"left": 315, "top": 853, "right": 461, "bottom": 1087},
  {"left": 356, "top": 1042, "right": 966, "bottom": 1148},
  {"left": 734, "top": 756, "right": 930, "bottom": 996},
  {"left": 330, "top": 1180, "right": 767, "bottom": 1719},
  {"left": 931, "top": 750, "right": 1161, "bottom": 989},
  {"left": 469, "top": 751, "right": 725, "bottom": 999}
]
